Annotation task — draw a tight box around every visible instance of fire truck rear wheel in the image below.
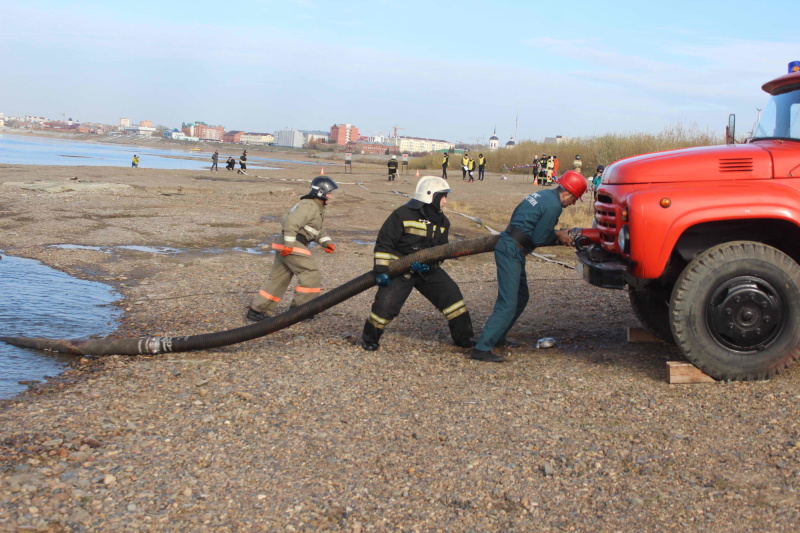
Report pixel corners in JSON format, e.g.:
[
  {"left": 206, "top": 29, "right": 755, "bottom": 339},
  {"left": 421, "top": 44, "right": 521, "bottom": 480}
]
[
  {"left": 670, "top": 241, "right": 800, "bottom": 381},
  {"left": 628, "top": 286, "right": 674, "bottom": 343}
]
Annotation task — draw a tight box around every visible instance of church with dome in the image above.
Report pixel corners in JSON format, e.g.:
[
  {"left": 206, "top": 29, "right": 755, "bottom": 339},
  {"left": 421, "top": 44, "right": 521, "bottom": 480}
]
[
  {"left": 488, "top": 127, "right": 516, "bottom": 150},
  {"left": 488, "top": 129, "right": 500, "bottom": 151}
]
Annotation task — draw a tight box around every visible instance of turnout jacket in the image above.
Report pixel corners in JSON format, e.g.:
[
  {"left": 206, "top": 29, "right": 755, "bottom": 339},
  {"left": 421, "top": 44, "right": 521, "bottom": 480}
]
[
  {"left": 372, "top": 199, "right": 449, "bottom": 273},
  {"left": 278, "top": 198, "right": 331, "bottom": 249}
]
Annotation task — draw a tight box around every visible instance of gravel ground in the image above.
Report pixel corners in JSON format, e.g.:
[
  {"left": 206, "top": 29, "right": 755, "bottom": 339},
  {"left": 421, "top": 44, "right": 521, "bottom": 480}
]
[{"left": 1, "top": 156, "right": 800, "bottom": 532}]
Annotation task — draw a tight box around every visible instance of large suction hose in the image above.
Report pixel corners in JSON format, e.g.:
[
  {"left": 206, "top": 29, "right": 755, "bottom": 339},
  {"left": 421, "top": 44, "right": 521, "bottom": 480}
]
[{"left": 1, "top": 235, "right": 499, "bottom": 356}]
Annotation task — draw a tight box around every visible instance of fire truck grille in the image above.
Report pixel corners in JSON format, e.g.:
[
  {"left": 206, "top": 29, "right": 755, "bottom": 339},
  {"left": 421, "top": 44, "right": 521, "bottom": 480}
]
[{"left": 718, "top": 157, "right": 754, "bottom": 172}]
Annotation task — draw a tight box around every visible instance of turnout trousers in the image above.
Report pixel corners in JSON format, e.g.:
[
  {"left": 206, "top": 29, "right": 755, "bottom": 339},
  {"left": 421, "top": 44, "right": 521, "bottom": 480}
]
[
  {"left": 362, "top": 268, "right": 474, "bottom": 347},
  {"left": 250, "top": 245, "right": 321, "bottom": 316},
  {"left": 475, "top": 236, "right": 529, "bottom": 351}
]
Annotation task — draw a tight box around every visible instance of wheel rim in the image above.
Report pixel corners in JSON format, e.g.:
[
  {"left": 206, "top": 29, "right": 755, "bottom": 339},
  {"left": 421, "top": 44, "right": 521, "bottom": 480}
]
[{"left": 706, "top": 276, "right": 785, "bottom": 352}]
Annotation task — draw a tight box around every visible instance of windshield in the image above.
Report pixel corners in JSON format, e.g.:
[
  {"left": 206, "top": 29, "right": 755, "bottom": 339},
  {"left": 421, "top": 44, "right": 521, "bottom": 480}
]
[{"left": 752, "top": 88, "right": 800, "bottom": 141}]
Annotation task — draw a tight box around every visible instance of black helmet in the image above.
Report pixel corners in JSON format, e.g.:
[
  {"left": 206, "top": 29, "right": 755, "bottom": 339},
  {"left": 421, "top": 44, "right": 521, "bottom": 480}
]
[
  {"left": 309, "top": 176, "right": 338, "bottom": 200},
  {"left": 597, "top": 165, "right": 605, "bottom": 172}
]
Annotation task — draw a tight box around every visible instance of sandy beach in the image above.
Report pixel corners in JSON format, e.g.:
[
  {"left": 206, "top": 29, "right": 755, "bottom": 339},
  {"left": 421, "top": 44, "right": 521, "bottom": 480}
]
[{"left": 1, "top": 151, "right": 800, "bottom": 531}]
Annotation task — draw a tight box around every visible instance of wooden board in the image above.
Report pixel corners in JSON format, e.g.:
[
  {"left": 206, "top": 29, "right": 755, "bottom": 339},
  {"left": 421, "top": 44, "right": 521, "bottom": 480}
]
[
  {"left": 666, "top": 361, "right": 717, "bottom": 384},
  {"left": 627, "top": 327, "right": 663, "bottom": 343}
]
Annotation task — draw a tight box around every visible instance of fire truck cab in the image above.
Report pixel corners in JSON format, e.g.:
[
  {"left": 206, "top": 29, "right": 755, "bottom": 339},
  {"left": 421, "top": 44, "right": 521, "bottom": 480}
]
[{"left": 575, "top": 61, "right": 800, "bottom": 381}]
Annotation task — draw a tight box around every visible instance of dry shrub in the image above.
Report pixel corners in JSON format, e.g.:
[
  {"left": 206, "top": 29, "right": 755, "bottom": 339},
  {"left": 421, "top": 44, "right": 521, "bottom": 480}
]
[{"left": 411, "top": 122, "right": 722, "bottom": 176}]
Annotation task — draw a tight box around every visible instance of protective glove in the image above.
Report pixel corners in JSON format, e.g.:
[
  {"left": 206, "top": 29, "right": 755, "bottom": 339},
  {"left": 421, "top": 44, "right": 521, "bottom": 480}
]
[
  {"left": 375, "top": 273, "right": 391, "bottom": 287},
  {"left": 324, "top": 243, "right": 336, "bottom": 254},
  {"left": 279, "top": 246, "right": 293, "bottom": 257},
  {"left": 410, "top": 261, "right": 430, "bottom": 274}
]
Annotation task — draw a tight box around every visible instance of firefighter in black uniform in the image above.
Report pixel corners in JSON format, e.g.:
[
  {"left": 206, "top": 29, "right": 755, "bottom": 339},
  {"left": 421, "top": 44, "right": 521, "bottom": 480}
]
[
  {"left": 387, "top": 155, "right": 399, "bottom": 180},
  {"left": 362, "top": 176, "right": 475, "bottom": 351}
]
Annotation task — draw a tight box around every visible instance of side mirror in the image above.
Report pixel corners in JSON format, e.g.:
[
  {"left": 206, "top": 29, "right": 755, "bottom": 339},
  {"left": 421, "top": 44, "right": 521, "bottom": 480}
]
[{"left": 726, "top": 114, "right": 736, "bottom": 145}]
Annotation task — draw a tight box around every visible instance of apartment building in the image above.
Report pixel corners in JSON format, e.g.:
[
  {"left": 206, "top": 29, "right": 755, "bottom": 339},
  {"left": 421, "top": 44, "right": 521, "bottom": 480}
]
[
  {"left": 329, "top": 123, "right": 359, "bottom": 145},
  {"left": 182, "top": 121, "right": 225, "bottom": 141},
  {"left": 394, "top": 136, "right": 454, "bottom": 153},
  {"left": 240, "top": 132, "right": 275, "bottom": 145},
  {"left": 224, "top": 131, "right": 244, "bottom": 143},
  {"left": 274, "top": 128, "right": 304, "bottom": 148}
]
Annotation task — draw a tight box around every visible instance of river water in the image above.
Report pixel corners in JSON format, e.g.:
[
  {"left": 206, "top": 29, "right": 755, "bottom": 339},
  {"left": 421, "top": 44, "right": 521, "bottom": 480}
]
[
  {"left": 0, "top": 133, "right": 334, "bottom": 399},
  {"left": 0, "top": 133, "right": 330, "bottom": 170},
  {"left": 0, "top": 254, "right": 122, "bottom": 399}
]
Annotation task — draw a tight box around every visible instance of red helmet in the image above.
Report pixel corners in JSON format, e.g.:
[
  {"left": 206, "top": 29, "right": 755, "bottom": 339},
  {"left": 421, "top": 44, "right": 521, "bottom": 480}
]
[{"left": 558, "top": 170, "right": 587, "bottom": 200}]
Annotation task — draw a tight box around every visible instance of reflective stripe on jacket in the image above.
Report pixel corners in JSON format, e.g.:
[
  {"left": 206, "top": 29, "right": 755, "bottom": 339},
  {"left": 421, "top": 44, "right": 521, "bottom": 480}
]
[
  {"left": 279, "top": 198, "right": 330, "bottom": 248},
  {"left": 372, "top": 200, "right": 449, "bottom": 273}
]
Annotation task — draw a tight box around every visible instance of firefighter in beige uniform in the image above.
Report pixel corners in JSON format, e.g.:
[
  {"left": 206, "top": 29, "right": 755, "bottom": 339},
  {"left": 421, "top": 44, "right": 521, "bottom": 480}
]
[{"left": 246, "top": 176, "right": 338, "bottom": 321}]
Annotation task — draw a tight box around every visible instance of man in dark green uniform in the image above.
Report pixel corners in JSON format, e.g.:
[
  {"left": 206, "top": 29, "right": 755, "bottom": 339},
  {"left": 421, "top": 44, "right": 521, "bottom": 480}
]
[{"left": 470, "top": 171, "right": 587, "bottom": 362}]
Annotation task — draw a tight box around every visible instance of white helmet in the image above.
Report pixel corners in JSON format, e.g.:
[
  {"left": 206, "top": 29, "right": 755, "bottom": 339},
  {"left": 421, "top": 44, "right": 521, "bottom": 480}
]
[{"left": 413, "top": 176, "right": 451, "bottom": 204}]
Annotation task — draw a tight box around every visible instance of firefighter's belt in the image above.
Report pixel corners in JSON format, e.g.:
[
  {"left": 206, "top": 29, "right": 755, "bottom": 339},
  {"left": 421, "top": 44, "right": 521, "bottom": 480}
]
[{"left": 505, "top": 224, "right": 534, "bottom": 254}]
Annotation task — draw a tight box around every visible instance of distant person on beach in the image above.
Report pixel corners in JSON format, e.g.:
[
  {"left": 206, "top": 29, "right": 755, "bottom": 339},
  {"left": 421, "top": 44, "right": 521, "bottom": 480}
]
[
  {"left": 478, "top": 153, "right": 486, "bottom": 181},
  {"left": 226, "top": 156, "right": 235, "bottom": 171},
  {"left": 211, "top": 151, "right": 219, "bottom": 171},
  {"left": 387, "top": 155, "right": 398, "bottom": 181},
  {"left": 131, "top": 155, "right": 139, "bottom": 168},
  {"left": 591, "top": 165, "right": 605, "bottom": 201},
  {"left": 237, "top": 150, "right": 247, "bottom": 174},
  {"left": 572, "top": 154, "right": 582, "bottom": 173},
  {"left": 245, "top": 176, "right": 338, "bottom": 322}
]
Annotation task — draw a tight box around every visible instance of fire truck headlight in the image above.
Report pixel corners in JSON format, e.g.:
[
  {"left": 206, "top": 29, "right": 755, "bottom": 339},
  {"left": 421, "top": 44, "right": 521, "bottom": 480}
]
[{"left": 618, "top": 225, "right": 630, "bottom": 254}]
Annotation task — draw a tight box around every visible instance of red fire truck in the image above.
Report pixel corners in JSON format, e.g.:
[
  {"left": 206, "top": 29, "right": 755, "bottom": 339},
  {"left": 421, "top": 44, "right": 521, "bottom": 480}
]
[{"left": 574, "top": 61, "right": 800, "bottom": 381}]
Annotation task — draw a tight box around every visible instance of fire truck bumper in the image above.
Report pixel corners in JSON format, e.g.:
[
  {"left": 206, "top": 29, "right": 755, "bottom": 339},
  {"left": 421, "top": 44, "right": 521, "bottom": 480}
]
[{"left": 575, "top": 250, "right": 628, "bottom": 289}]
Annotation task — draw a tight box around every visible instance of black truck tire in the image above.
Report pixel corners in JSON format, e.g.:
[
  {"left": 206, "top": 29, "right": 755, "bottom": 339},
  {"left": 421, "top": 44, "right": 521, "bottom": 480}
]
[
  {"left": 628, "top": 285, "right": 675, "bottom": 343},
  {"left": 670, "top": 241, "right": 800, "bottom": 381}
]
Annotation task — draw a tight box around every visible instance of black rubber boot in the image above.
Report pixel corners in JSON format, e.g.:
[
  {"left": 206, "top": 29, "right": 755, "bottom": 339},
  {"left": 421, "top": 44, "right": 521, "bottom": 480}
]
[
  {"left": 470, "top": 349, "right": 506, "bottom": 363},
  {"left": 245, "top": 308, "right": 270, "bottom": 322},
  {"left": 362, "top": 320, "right": 384, "bottom": 351}
]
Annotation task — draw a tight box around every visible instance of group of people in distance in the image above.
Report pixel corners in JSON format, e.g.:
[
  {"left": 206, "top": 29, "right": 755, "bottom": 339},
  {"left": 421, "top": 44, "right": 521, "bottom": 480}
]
[
  {"left": 244, "top": 169, "right": 588, "bottom": 363},
  {"left": 210, "top": 150, "right": 248, "bottom": 173},
  {"left": 446, "top": 152, "right": 486, "bottom": 182}
]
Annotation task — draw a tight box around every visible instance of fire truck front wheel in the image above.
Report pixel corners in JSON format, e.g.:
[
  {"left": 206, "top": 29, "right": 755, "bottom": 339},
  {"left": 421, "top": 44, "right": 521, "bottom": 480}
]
[
  {"left": 628, "top": 286, "right": 674, "bottom": 343},
  {"left": 670, "top": 241, "right": 800, "bottom": 381}
]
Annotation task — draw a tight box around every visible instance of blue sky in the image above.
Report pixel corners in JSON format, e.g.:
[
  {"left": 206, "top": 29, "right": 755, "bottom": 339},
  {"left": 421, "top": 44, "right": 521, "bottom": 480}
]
[{"left": 1, "top": 0, "right": 798, "bottom": 143}]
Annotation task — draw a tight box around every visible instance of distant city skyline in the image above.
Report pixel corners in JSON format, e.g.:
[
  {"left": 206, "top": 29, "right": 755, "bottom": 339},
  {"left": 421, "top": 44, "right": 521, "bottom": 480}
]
[{"left": 1, "top": 1, "right": 798, "bottom": 143}]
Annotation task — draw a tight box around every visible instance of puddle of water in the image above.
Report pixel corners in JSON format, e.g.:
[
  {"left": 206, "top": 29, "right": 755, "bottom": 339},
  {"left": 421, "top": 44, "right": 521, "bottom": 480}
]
[
  {"left": 49, "top": 244, "right": 184, "bottom": 255},
  {"left": 0, "top": 254, "right": 122, "bottom": 399},
  {"left": 117, "top": 245, "right": 183, "bottom": 255},
  {"left": 48, "top": 239, "right": 375, "bottom": 258},
  {"left": 231, "top": 247, "right": 267, "bottom": 255},
  {"left": 50, "top": 244, "right": 106, "bottom": 251}
]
